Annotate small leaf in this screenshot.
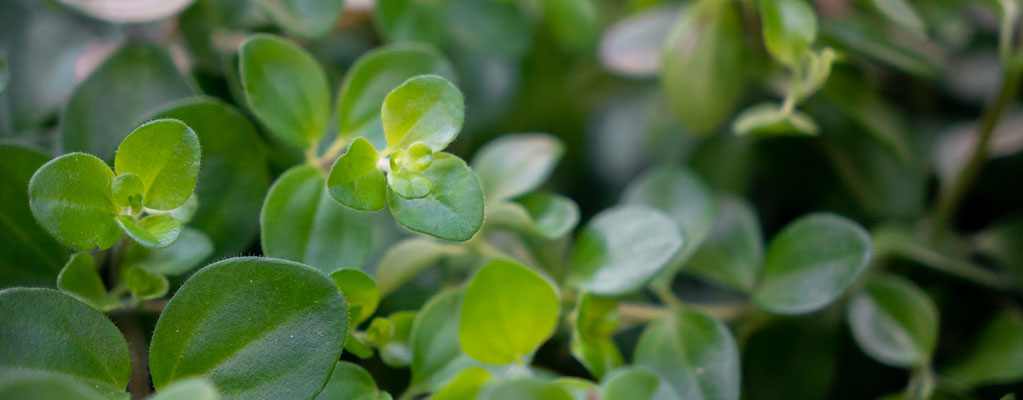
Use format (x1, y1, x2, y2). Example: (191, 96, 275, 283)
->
(149, 257, 349, 400)
(382, 75, 465, 152)
(459, 260, 559, 365)
(59, 0, 197, 23)
(377, 311, 416, 368)
(29, 153, 122, 251)
(0, 371, 126, 400)
(0, 288, 130, 393)
(403, 142, 434, 173)
(570, 338, 623, 382)
(599, 5, 678, 78)
(388, 169, 433, 199)
(471, 133, 564, 203)
(732, 103, 819, 137)
(683, 196, 763, 292)
(149, 377, 219, 400)
(114, 119, 201, 210)
(570, 206, 683, 296)
(388, 153, 484, 241)
(240, 34, 330, 147)
(331, 268, 379, 325)
(123, 228, 213, 276)
(847, 275, 939, 368)
(253, 0, 344, 40)
(327, 137, 387, 211)
(601, 367, 678, 400)
(111, 173, 144, 212)
(753, 213, 872, 315)
(375, 238, 460, 296)
(432, 367, 492, 400)
(487, 192, 580, 239)
(315, 361, 386, 400)
(477, 378, 574, 400)
(116, 214, 182, 249)
(410, 289, 479, 394)
(570, 293, 622, 378)
(759, 0, 818, 67)
(944, 311, 1023, 386)
(57, 253, 116, 311)
(634, 308, 740, 400)
(124, 266, 169, 301)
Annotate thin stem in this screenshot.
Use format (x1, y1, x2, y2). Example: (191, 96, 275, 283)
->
(115, 312, 151, 399)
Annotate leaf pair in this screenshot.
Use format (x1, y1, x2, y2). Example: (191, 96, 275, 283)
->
(29, 119, 200, 251)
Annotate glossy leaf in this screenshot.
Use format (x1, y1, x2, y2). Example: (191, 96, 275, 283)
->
(388, 152, 484, 241)
(460, 260, 559, 365)
(124, 265, 170, 301)
(732, 103, 819, 137)
(0, 288, 130, 393)
(753, 213, 872, 315)
(472, 133, 564, 203)
(634, 308, 740, 400)
(28, 153, 122, 251)
(847, 275, 938, 368)
(944, 311, 1023, 386)
(331, 268, 379, 325)
(571, 206, 683, 296)
(487, 192, 580, 239)
(113, 119, 200, 210)
(111, 173, 144, 212)
(759, 0, 817, 67)
(315, 361, 386, 400)
(375, 238, 459, 296)
(387, 169, 433, 199)
(57, 253, 116, 311)
(239, 34, 330, 147)
(262, 165, 372, 273)
(149, 257, 349, 399)
(684, 196, 763, 292)
(116, 214, 182, 249)
(123, 228, 213, 276)
(433, 367, 492, 400)
(253, 0, 343, 39)
(382, 75, 464, 152)
(0, 144, 68, 287)
(327, 137, 387, 211)
(601, 366, 678, 400)
(150, 377, 219, 400)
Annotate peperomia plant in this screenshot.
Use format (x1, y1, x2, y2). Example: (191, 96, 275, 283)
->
(1, 0, 1022, 399)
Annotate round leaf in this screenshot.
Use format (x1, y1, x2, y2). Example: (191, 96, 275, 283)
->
(477, 378, 573, 400)
(331, 268, 379, 325)
(0, 288, 130, 392)
(150, 377, 219, 400)
(114, 119, 201, 210)
(149, 257, 349, 399)
(327, 137, 387, 211)
(487, 192, 580, 239)
(683, 196, 763, 292)
(315, 361, 385, 400)
(388, 152, 484, 241)
(759, 0, 818, 67)
(753, 213, 872, 315)
(570, 206, 683, 296)
(847, 275, 939, 368)
(253, 0, 344, 40)
(382, 75, 464, 152)
(459, 260, 559, 365)
(410, 289, 478, 394)
(57, 253, 116, 311)
(239, 34, 330, 147)
(601, 367, 679, 400)
(0, 371, 125, 400)
(124, 265, 170, 301)
(28, 153, 122, 251)
(471, 133, 564, 203)
(115, 214, 182, 249)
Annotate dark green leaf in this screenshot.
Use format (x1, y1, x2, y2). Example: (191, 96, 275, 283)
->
(327, 137, 387, 211)
(124, 265, 170, 301)
(123, 228, 213, 276)
(114, 119, 201, 210)
(409, 289, 479, 394)
(28, 153, 122, 251)
(315, 361, 386, 400)
(253, 0, 344, 39)
(540, 0, 600, 53)
(0, 371, 126, 400)
(388, 152, 484, 241)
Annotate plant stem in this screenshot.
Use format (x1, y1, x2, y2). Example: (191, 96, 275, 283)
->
(115, 312, 151, 399)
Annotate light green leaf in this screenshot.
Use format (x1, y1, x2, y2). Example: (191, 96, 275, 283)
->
(123, 228, 213, 276)
(114, 119, 201, 210)
(111, 173, 144, 212)
(571, 338, 622, 380)
(57, 253, 117, 311)
(253, 0, 344, 39)
(661, 0, 746, 134)
(261, 165, 372, 273)
(753, 213, 872, 315)
(61, 43, 192, 161)
(327, 137, 387, 211)
(487, 192, 580, 239)
(570, 206, 683, 296)
(553, 378, 599, 400)
(759, 0, 817, 67)
(732, 103, 819, 137)
(116, 214, 182, 249)
(149, 257, 349, 400)
(683, 196, 763, 292)
(944, 311, 1023, 386)
(571, 294, 622, 378)
(150, 377, 219, 400)
(28, 153, 122, 251)
(601, 366, 678, 400)
(382, 75, 464, 152)
(847, 275, 938, 368)
(124, 265, 169, 301)
(471, 133, 564, 203)
(315, 361, 386, 400)
(375, 238, 461, 296)
(410, 289, 479, 394)
(0, 288, 130, 393)
(331, 268, 379, 325)
(477, 378, 574, 400)
(388, 152, 484, 241)
(634, 308, 740, 400)
(459, 260, 559, 365)
(0, 371, 126, 400)
(336, 44, 455, 146)
(0, 144, 68, 287)
(388, 169, 433, 199)
(433, 367, 492, 400)
(377, 311, 416, 368)
(240, 34, 330, 147)
(540, 0, 600, 53)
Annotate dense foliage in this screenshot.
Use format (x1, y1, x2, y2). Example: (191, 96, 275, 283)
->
(0, 0, 1021, 399)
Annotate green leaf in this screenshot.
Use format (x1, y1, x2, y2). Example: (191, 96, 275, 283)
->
(331, 268, 379, 325)
(976, 214, 1023, 287)
(253, 0, 344, 39)
(124, 265, 170, 301)
(433, 367, 492, 400)
(61, 43, 192, 161)
(149, 257, 349, 399)
(261, 165, 372, 273)
(57, 253, 117, 311)
(732, 103, 819, 137)
(570, 206, 683, 296)
(867, 0, 925, 36)
(540, 0, 600, 53)
(471, 133, 565, 203)
(0, 371, 126, 400)
(377, 311, 417, 368)
(487, 192, 580, 239)
(0, 288, 130, 393)
(598, 5, 678, 78)
(759, 0, 817, 67)
(388, 169, 433, 199)
(150, 377, 219, 400)
(753, 213, 873, 315)
(315, 361, 386, 400)
(375, 0, 535, 58)
(661, 0, 746, 135)
(944, 311, 1023, 386)
(683, 196, 763, 292)
(623, 166, 718, 286)
(123, 228, 214, 276)
(388, 152, 484, 241)
(477, 378, 574, 400)
(335, 44, 455, 146)
(410, 289, 477, 394)
(113, 119, 201, 210)
(28, 153, 122, 251)
(116, 214, 182, 249)
(553, 378, 599, 400)
(382, 75, 464, 152)
(601, 367, 679, 400)
(570, 294, 622, 378)
(634, 308, 740, 400)
(375, 238, 460, 296)
(0, 56, 8, 94)
(460, 260, 559, 365)
(327, 137, 387, 211)
(239, 34, 330, 147)
(847, 275, 938, 368)
(111, 173, 144, 213)
(0, 144, 68, 287)
(151, 98, 271, 259)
